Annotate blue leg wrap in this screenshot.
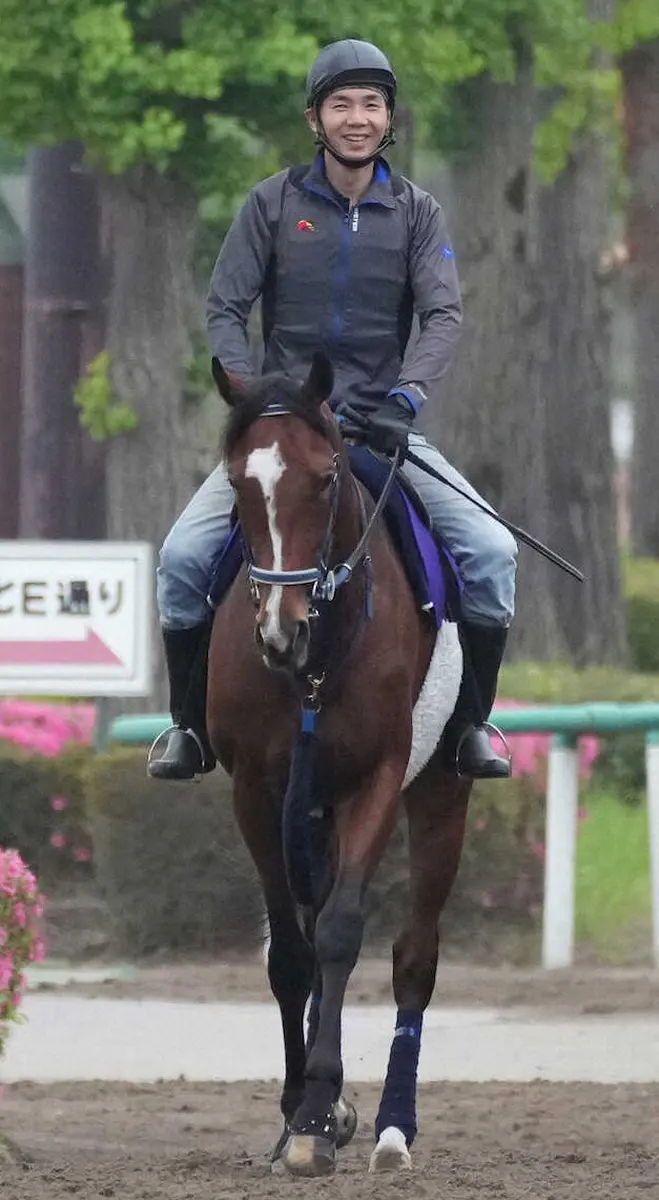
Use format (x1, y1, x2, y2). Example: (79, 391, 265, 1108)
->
(374, 1009, 423, 1147)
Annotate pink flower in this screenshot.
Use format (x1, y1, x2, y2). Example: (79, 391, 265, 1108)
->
(31, 937, 46, 964)
(0, 848, 47, 1038)
(49, 833, 66, 849)
(73, 847, 92, 863)
(0, 954, 14, 992)
(0, 700, 96, 757)
(49, 795, 68, 812)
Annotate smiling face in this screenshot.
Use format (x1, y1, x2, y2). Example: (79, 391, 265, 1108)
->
(307, 86, 390, 162)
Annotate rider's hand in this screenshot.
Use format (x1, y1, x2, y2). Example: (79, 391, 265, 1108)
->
(363, 408, 411, 458)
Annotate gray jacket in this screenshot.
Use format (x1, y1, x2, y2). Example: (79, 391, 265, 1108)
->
(206, 156, 462, 418)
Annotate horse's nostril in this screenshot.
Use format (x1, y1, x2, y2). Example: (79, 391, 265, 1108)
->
(293, 621, 309, 648)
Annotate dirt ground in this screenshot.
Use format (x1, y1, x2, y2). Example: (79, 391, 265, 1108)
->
(43, 954, 659, 1015)
(3, 960, 659, 1195)
(1, 1078, 659, 1199)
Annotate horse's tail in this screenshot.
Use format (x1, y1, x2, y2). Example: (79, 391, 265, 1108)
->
(282, 727, 331, 908)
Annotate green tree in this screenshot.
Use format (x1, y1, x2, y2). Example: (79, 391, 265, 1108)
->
(0, 0, 657, 688)
(418, 0, 657, 664)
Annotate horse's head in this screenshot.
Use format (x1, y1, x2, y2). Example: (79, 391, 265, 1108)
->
(213, 353, 343, 673)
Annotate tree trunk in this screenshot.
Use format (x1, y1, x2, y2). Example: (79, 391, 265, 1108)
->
(19, 143, 105, 540)
(621, 40, 659, 556)
(102, 167, 203, 709)
(436, 65, 567, 658)
(532, 134, 626, 665)
(440, 65, 625, 663)
(0, 263, 22, 539)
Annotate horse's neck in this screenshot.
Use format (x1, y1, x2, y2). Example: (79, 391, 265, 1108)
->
(334, 471, 368, 560)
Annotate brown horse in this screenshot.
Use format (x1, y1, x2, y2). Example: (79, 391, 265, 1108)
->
(208, 352, 472, 1176)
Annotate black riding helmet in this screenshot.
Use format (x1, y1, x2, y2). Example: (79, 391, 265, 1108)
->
(306, 39, 397, 170)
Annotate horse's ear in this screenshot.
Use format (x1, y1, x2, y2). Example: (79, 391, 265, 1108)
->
(211, 357, 244, 407)
(302, 352, 334, 408)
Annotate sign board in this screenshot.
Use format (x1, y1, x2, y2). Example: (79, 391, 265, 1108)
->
(0, 541, 153, 696)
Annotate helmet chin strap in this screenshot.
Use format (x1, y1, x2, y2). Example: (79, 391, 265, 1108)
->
(314, 123, 396, 170)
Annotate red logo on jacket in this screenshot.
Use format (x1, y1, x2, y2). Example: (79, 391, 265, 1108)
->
(297, 219, 315, 232)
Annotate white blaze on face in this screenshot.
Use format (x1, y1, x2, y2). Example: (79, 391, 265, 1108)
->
(245, 442, 288, 650)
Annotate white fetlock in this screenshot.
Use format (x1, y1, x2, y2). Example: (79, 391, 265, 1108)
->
(368, 1125, 412, 1173)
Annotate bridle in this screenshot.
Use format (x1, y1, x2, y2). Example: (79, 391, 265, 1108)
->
(238, 403, 402, 607)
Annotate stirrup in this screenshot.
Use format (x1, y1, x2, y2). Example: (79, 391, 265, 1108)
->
(455, 721, 512, 779)
(146, 724, 207, 781)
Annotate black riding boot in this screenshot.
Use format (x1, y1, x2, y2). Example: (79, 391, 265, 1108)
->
(442, 622, 511, 780)
(147, 624, 216, 781)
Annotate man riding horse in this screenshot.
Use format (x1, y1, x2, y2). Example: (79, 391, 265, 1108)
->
(149, 38, 518, 783)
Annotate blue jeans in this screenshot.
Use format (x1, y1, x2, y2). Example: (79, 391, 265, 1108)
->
(157, 432, 517, 631)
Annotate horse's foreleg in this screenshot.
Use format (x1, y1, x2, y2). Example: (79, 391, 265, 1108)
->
(231, 771, 314, 1162)
(282, 762, 403, 1178)
(267, 906, 315, 1121)
(370, 768, 471, 1173)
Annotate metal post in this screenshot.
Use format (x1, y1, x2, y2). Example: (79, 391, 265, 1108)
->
(542, 733, 579, 969)
(646, 730, 659, 968)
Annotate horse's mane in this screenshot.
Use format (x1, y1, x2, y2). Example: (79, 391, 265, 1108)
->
(222, 373, 334, 461)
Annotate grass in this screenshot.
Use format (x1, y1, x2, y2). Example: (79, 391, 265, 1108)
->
(575, 786, 652, 964)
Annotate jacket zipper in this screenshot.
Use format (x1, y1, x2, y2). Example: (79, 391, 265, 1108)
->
(302, 184, 385, 347)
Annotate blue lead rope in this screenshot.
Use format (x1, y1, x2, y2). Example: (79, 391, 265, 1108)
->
(301, 705, 319, 735)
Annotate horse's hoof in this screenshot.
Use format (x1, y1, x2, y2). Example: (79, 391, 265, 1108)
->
(368, 1126, 413, 1173)
(335, 1095, 358, 1149)
(282, 1133, 336, 1177)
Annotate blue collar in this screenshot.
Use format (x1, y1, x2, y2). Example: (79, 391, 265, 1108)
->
(304, 154, 395, 209)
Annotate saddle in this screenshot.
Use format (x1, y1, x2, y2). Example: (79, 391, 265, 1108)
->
(207, 446, 462, 627)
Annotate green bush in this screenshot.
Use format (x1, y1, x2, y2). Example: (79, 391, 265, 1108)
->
(365, 777, 545, 963)
(624, 556, 659, 675)
(0, 745, 93, 884)
(591, 731, 646, 807)
(85, 748, 546, 962)
(87, 749, 264, 955)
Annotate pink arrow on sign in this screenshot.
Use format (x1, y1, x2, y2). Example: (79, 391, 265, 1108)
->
(0, 628, 123, 667)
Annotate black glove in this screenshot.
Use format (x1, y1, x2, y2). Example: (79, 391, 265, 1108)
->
(336, 399, 411, 458)
(363, 409, 411, 458)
